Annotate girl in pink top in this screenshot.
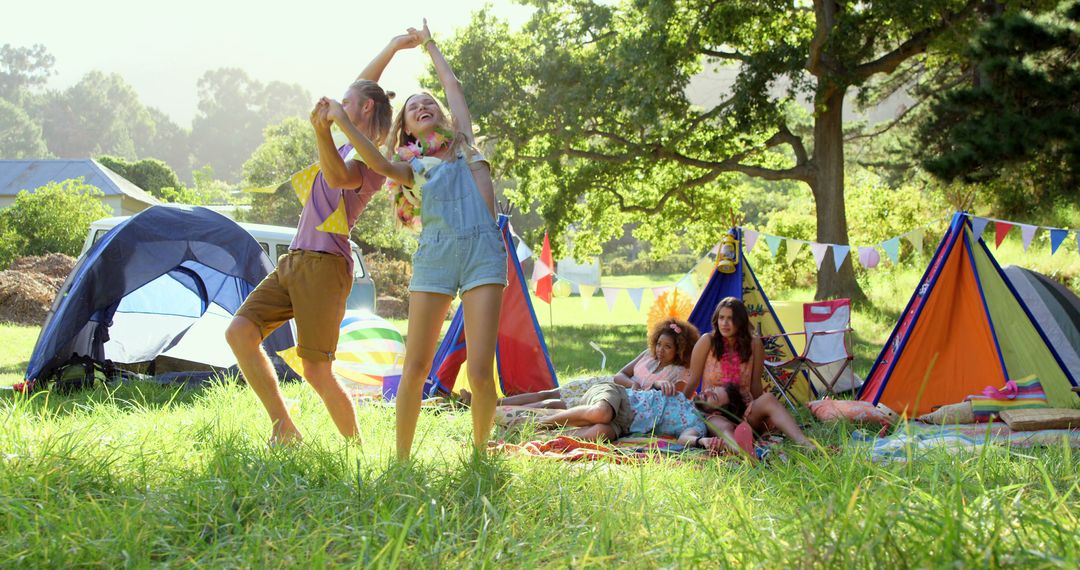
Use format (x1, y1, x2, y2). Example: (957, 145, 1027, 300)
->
(493, 318, 700, 409)
(685, 297, 811, 446)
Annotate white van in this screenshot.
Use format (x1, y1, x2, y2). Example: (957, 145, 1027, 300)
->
(82, 216, 377, 312)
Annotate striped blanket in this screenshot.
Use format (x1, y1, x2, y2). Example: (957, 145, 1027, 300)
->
(852, 422, 1080, 462)
(490, 435, 772, 463)
(967, 374, 1048, 421)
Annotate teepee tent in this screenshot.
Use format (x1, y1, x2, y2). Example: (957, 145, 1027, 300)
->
(688, 228, 815, 404)
(424, 214, 558, 398)
(859, 213, 1080, 416)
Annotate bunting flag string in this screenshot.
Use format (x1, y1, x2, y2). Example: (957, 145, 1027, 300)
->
(506, 212, 1077, 314)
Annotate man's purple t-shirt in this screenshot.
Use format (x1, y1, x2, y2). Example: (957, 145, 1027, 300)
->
(290, 143, 385, 274)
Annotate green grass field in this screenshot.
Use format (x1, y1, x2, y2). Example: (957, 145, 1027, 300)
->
(2, 258, 1079, 566)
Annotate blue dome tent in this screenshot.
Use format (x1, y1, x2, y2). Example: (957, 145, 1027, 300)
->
(24, 205, 294, 390)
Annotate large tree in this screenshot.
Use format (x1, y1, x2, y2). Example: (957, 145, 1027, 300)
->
(190, 69, 310, 182)
(36, 71, 154, 159)
(0, 43, 54, 105)
(439, 0, 1052, 299)
(0, 98, 49, 158)
(919, 0, 1080, 214)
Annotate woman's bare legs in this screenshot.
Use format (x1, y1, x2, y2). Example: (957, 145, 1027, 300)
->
(396, 292, 453, 460)
(745, 393, 811, 445)
(498, 389, 563, 406)
(537, 402, 614, 428)
(461, 284, 503, 452)
(704, 414, 756, 457)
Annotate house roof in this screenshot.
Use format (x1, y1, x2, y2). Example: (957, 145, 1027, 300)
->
(0, 159, 160, 205)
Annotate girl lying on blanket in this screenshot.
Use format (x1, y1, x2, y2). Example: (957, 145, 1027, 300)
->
(467, 318, 700, 408)
(684, 296, 811, 447)
(521, 382, 754, 456)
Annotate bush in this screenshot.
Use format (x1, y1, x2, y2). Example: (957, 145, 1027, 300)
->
(0, 178, 112, 267)
(605, 253, 700, 276)
(364, 251, 412, 301)
(745, 170, 948, 296)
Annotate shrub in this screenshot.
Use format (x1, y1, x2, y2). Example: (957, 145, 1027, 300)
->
(0, 178, 112, 267)
(364, 251, 412, 301)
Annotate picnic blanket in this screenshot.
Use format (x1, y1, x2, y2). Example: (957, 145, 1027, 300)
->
(490, 435, 710, 463)
(851, 421, 1080, 462)
(491, 434, 780, 463)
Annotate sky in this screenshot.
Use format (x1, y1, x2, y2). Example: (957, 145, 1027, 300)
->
(1, 0, 535, 126)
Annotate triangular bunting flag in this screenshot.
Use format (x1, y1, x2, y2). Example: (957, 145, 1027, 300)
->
(578, 284, 596, 309)
(764, 234, 782, 258)
(602, 287, 620, 312)
(970, 216, 990, 240)
(994, 221, 1013, 249)
(743, 229, 760, 252)
(651, 286, 671, 300)
(693, 258, 714, 286)
(533, 233, 553, 303)
(627, 288, 644, 312)
(858, 246, 880, 269)
(905, 228, 925, 253)
(315, 202, 350, 236)
(290, 163, 321, 206)
(809, 243, 829, 270)
(785, 240, 804, 265)
(1020, 224, 1037, 252)
(515, 239, 533, 262)
(832, 245, 850, 272)
(675, 273, 697, 297)
(882, 238, 901, 264)
(1050, 228, 1067, 254)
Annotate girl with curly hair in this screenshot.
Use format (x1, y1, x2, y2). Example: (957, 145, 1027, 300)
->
(491, 318, 700, 409)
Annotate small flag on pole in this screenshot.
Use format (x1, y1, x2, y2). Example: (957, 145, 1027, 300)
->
(533, 232, 553, 303)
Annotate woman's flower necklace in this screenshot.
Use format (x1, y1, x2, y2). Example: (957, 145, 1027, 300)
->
(388, 126, 454, 230)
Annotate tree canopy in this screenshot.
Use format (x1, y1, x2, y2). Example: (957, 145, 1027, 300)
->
(438, 0, 1054, 299)
(919, 0, 1080, 213)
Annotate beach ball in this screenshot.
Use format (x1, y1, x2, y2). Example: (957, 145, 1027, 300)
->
(279, 310, 405, 396)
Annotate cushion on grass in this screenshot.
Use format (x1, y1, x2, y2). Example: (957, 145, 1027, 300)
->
(808, 399, 894, 426)
(999, 408, 1080, 431)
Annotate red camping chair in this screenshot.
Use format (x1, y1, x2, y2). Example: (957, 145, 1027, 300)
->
(764, 299, 856, 407)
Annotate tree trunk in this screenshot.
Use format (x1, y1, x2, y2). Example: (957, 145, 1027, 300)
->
(811, 85, 867, 302)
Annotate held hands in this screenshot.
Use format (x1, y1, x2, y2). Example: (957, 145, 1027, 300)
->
(407, 18, 433, 46)
(320, 97, 350, 126)
(309, 99, 331, 130)
(389, 32, 421, 51)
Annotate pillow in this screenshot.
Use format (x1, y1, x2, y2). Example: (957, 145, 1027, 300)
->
(808, 399, 894, 426)
(966, 375, 1048, 422)
(999, 408, 1080, 431)
(916, 401, 975, 424)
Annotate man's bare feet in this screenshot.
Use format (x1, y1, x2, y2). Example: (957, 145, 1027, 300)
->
(269, 421, 303, 446)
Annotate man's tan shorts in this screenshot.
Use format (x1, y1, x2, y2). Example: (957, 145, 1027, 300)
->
(235, 250, 352, 362)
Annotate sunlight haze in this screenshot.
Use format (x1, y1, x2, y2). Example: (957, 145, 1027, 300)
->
(2, 0, 534, 125)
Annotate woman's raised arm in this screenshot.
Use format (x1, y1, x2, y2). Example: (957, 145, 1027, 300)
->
(411, 20, 476, 145)
(356, 34, 420, 82)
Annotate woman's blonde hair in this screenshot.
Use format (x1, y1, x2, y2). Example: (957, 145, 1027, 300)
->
(388, 91, 475, 160)
(348, 79, 393, 146)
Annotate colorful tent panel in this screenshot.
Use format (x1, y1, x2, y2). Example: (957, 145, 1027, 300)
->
(859, 213, 1080, 416)
(426, 214, 558, 398)
(1004, 266, 1080, 379)
(688, 229, 814, 404)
